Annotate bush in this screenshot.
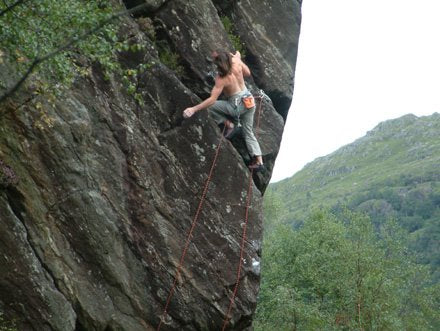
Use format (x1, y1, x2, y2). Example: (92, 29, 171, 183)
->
(0, 312, 16, 331)
(220, 16, 246, 56)
(0, 1, 120, 86)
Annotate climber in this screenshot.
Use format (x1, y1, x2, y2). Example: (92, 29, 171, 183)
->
(182, 50, 264, 171)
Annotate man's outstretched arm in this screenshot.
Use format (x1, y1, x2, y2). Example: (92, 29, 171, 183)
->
(183, 77, 224, 118)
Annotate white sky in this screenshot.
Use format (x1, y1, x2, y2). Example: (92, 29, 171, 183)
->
(271, 0, 440, 182)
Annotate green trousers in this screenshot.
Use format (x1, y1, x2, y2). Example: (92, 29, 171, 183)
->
(208, 89, 262, 157)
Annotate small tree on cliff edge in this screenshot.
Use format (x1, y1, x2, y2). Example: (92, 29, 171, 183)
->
(0, 1, 149, 106)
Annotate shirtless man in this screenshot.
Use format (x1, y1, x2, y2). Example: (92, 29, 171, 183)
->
(183, 50, 264, 170)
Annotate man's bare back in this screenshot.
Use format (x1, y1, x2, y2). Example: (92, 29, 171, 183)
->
(220, 52, 250, 96)
(182, 51, 251, 118)
(182, 49, 263, 168)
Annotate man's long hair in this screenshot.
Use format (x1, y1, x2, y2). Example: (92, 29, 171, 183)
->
(214, 51, 232, 77)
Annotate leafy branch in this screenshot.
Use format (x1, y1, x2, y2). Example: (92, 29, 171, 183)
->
(0, 0, 26, 18)
(0, 2, 149, 107)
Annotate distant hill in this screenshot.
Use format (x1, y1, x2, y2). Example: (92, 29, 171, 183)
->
(267, 113, 440, 279)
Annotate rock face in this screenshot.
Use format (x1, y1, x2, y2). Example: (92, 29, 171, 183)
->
(0, 1, 301, 330)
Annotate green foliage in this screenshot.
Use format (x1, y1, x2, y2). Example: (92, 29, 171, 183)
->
(269, 114, 440, 280)
(0, 312, 16, 331)
(220, 16, 246, 56)
(255, 209, 440, 330)
(0, 1, 149, 105)
(121, 62, 151, 106)
(262, 188, 286, 234)
(155, 40, 185, 78)
(0, 0, 118, 85)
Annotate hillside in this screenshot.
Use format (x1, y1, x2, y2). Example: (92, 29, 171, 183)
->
(267, 113, 440, 278)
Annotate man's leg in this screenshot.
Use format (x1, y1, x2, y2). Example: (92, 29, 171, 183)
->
(240, 107, 263, 164)
(208, 100, 236, 124)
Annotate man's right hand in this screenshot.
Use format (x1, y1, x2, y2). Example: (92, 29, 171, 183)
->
(183, 107, 196, 118)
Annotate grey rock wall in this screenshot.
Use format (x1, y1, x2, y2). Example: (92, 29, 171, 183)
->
(0, 0, 301, 329)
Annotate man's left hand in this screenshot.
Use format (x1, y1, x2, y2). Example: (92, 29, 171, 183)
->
(231, 51, 241, 59)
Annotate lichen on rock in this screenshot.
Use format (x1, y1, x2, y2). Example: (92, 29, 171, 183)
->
(0, 159, 18, 188)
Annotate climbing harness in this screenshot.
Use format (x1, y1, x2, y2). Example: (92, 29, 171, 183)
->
(157, 91, 267, 330)
(231, 90, 259, 131)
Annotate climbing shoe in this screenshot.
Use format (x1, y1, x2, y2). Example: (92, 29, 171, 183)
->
(248, 163, 265, 172)
(225, 126, 241, 140)
(223, 121, 241, 140)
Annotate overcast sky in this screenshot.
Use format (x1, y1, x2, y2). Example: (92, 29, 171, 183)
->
(271, 0, 440, 182)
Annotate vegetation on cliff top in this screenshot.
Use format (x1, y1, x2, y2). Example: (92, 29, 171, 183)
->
(0, 0, 119, 87)
(220, 16, 246, 56)
(0, 0, 151, 105)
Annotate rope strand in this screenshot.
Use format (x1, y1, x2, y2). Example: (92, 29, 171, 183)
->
(222, 96, 264, 330)
(158, 93, 266, 330)
(157, 126, 226, 330)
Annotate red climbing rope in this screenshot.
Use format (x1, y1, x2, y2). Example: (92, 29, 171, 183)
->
(222, 95, 264, 330)
(158, 93, 266, 330)
(157, 126, 226, 331)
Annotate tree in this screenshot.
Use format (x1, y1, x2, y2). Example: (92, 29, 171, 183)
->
(0, 0, 149, 106)
(255, 209, 440, 330)
(262, 189, 285, 233)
